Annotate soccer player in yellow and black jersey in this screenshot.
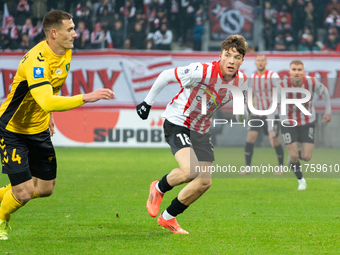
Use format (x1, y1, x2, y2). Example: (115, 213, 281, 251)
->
(0, 10, 114, 240)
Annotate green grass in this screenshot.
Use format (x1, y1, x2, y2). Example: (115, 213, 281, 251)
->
(1, 147, 340, 254)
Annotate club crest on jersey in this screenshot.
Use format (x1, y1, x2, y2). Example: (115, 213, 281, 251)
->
(65, 63, 70, 72)
(33, 67, 44, 79)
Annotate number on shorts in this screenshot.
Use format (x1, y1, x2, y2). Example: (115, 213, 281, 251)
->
(282, 133, 292, 144)
(176, 133, 191, 145)
(12, 148, 22, 164)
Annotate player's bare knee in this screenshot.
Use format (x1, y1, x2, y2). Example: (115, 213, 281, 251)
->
(289, 154, 299, 163)
(197, 179, 211, 193)
(302, 154, 312, 162)
(16, 191, 34, 204)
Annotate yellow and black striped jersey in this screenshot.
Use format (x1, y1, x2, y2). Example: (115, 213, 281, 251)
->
(0, 40, 84, 135)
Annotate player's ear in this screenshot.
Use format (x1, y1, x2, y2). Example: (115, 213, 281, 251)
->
(50, 28, 58, 39)
(219, 52, 222, 60)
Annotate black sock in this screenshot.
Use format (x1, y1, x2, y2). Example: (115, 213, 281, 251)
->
(166, 197, 188, 217)
(158, 174, 173, 193)
(298, 150, 302, 160)
(290, 161, 302, 179)
(245, 142, 254, 166)
(275, 145, 284, 166)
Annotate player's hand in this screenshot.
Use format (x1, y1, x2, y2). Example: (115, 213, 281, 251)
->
(268, 130, 276, 147)
(136, 101, 151, 120)
(83, 88, 114, 103)
(322, 113, 331, 126)
(49, 113, 56, 137)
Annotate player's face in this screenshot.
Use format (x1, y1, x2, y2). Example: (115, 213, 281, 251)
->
(289, 64, 305, 86)
(219, 48, 244, 79)
(55, 19, 77, 50)
(255, 56, 267, 72)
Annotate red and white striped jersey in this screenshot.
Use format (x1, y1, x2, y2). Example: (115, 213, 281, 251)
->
(249, 70, 280, 116)
(162, 61, 248, 134)
(279, 76, 325, 126)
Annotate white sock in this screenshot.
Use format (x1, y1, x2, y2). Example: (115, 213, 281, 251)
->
(162, 210, 175, 220)
(155, 182, 164, 194)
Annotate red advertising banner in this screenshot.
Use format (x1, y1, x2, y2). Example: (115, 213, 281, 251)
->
(209, 0, 255, 41)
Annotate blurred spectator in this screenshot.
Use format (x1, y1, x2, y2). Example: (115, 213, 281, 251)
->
(304, 2, 319, 38)
(263, 21, 275, 50)
(275, 15, 294, 51)
(324, 0, 340, 21)
(75, 20, 90, 49)
(109, 19, 125, 49)
(135, 9, 146, 32)
(1, 16, 19, 50)
(178, 0, 197, 44)
(75, 0, 93, 31)
(153, 22, 173, 50)
(31, 0, 47, 26)
(277, 4, 292, 24)
(91, 22, 106, 49)
(21, 18, 36, 49)
(298, 34, 320, 51)
(147, 0, 165, 24)
(193, 17, 204, 51)
(15, 0, 31, 28)
(263, 1, 277, 26)
(168, 0, 180, 39)
(33, 22, 45, 44)
(120, 0, 136, 32)
(126, 21, 146, 49)
(97, 0, 115, 17)
(322, 30, 340, 51)
(97, 6, 115, 32)
(300, 26, 312, 43)
(291, 0, 306, 46)
(325, 8, 340, 33)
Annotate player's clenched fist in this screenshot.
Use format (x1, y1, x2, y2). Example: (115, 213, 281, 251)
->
(136, 101, 151, 120)
(82, 88, 114, 103)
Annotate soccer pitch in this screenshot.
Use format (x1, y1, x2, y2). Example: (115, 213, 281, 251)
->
(1, 147, 339, 254)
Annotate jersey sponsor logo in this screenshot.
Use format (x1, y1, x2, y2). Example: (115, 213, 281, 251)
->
(56, 68, 62, 75)
(37, 52, 44, 62)
(65, 63, 70, 72)
(33, 67, 44, 79)
(180, 68, 190, 75)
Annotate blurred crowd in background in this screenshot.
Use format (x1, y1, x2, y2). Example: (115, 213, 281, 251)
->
(0, 0, 340, 52)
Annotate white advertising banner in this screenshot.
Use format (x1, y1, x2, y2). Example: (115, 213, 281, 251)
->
(0, 50, 339, 147)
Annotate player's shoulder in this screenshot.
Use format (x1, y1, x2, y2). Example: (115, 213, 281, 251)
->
(177, 62, 203, 77)
(237, 69, 248, 80)
(21, 41, 49, 66)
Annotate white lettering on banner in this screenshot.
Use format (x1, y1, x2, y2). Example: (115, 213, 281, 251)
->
(201, 86, 312, 116)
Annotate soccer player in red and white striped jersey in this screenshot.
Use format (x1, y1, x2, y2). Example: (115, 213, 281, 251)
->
(268, 60, 332, 190)
(136, 35, 249, 234)
(242, 55, 285, 175)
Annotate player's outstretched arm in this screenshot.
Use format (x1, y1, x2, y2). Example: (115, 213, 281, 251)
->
(136, 68, 176, 120)
(82, 88, 114, 103)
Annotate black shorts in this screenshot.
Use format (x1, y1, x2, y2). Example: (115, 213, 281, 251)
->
(0, 126, 57, 181)
(163, 120, 215, 162)
(281, 122, 315, 145)
(248, 115, 280, 136)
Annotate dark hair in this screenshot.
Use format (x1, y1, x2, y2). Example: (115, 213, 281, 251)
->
(42, 10, 73, 36)
(221, 34, 248, 57)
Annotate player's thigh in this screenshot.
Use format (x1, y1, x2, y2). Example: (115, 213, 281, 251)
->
(247, 116, 266, 139)
(27, 130, 57, 182)
(300, 143, 314, 161)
